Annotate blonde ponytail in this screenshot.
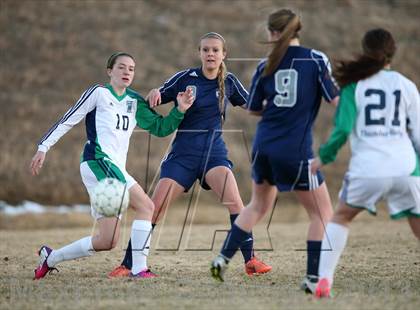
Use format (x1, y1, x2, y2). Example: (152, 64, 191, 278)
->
(217, 60, 227, 121)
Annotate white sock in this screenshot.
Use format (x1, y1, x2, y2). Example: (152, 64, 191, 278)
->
(131, 220, 152, 275)
(319, 222, 349, 285)
(47, 236, 94, 267)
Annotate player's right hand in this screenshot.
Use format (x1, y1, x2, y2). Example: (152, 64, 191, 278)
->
(30, 151, 46, 176)
(146, 88, 162, 108)
(176, 87, 195, 113)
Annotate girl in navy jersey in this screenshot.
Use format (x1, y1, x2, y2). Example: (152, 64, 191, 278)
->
(109, 33, 272, 278)
(311, 29, 420, 298)
(31, 52, 194, 280)
(211, 9, 339, 291)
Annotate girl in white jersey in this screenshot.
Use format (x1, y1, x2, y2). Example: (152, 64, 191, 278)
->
(31, 52, 194, 279)
(310, 29, 420, 298)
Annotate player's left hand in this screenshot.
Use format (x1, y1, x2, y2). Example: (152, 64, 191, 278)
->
(30, 151, 46, 176)
(310, 157, 323, 175)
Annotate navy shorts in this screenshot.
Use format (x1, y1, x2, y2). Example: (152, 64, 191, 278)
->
(252, 152, 324, 192)
(160, 152, 233, 192)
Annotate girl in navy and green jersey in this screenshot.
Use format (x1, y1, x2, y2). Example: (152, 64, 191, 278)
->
(108, 33, 272, 278)
(311, 29, 420, 298)
(210, 9, 339, 291)
(31, 52, 194, 280)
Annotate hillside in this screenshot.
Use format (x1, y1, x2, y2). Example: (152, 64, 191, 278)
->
(1, 0, 419, 204)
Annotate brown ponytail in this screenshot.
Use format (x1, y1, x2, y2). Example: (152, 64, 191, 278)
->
(333, 28, 396, 87)
(263, 9, 302, 77)
(200, 32, 228, 121)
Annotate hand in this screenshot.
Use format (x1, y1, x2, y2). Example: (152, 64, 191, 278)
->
(176, 87, 195, 113)
(30, 151, 46, 176)
(310, 157, 323, 175)
(146, 88, 162, 108)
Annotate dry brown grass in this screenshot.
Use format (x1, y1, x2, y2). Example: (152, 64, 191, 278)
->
(0, 207, 419, 310)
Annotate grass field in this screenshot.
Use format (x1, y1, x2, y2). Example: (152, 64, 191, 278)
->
(1, 207, 419, 310)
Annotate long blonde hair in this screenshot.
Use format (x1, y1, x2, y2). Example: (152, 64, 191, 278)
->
(263, 9, 302, 77)
(199, 32, 227, 121)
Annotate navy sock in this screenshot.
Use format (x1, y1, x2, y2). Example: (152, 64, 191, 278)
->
(230, 214, 253, 263)
(121, 239, 132, 269)
(220, 224, 250, 261)
(121, 223, 156, 269)
(307, 240, 322, 276)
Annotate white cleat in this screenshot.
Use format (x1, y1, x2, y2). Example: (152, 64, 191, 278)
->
(210, 255, 228, 282)
(300, 275, 319, 294)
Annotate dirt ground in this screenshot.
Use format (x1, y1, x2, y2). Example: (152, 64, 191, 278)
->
(0, 206, 419, 310)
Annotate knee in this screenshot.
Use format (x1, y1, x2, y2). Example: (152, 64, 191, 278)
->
(94, 237, 119, 251)
(308, 205, 333, 222)
(131, 196, 155, 214)
(259, 201, 272, 214)
(143, 198, 155, 214)
(332, 209, 354, 226)
(248, 199, 271, 215)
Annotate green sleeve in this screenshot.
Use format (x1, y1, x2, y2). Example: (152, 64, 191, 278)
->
(135, 97, 185, 137)
(319, 83, 357, 165)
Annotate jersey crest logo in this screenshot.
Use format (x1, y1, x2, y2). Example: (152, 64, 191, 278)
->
(186, 85, 197, 98)
(126, 101, 134, 113)
(189, 71, 198, 77)
(216, 90, 219, 98)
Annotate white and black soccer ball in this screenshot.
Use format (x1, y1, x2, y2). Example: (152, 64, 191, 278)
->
(91, 178, 129, 217)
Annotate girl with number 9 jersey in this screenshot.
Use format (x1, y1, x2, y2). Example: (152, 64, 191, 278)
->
(211, 9, 339, 291)
(247, 9, 339, 291)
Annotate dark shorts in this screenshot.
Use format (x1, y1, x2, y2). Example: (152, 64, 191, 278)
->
(252, 152, 324, 192)
(160, 152, 233, 192)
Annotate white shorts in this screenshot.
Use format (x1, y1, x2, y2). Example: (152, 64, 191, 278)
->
(339, 175, 420, 219)
(80, 159, 137, 220)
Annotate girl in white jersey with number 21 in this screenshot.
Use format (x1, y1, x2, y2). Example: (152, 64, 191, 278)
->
(30, 52, 194, 280)
(311, 29, 420, 298)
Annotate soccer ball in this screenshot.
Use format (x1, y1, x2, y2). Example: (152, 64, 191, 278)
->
(91, 178, 129, 217)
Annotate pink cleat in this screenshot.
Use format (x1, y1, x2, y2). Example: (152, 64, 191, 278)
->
(130, 268, 157, 278)
(315, 278, 331, 298)
(33, 246, 58, 280)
